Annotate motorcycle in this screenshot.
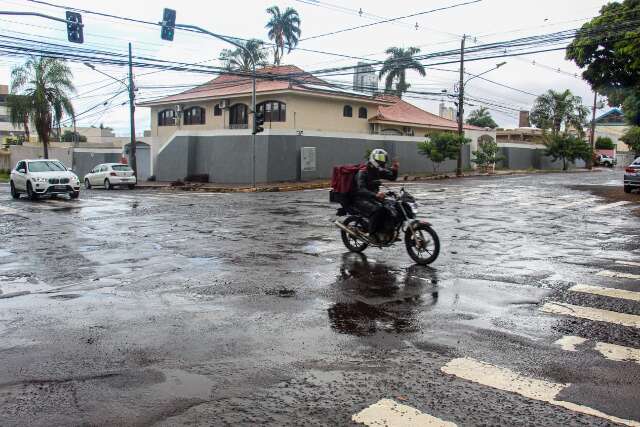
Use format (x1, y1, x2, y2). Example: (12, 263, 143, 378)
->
(333, 186, 440, 265)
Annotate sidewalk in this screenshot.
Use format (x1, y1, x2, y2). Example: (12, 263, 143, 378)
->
(136, 168, 602, 193)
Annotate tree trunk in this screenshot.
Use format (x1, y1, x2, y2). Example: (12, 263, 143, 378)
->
(43, 138, 49, 159)
(562, 157, 567, 171)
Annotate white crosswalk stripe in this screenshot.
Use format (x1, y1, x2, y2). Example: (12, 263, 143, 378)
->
(597, 270, 640, 280)
(441, 357, 640, 426)
(569, 284, 640, 302)
(554, 335, 640, 364)
(590, 201, 632, 212)
(541, 302, 640, 329)
(353, 399, 456, 427)
(616, 260, 640, 267)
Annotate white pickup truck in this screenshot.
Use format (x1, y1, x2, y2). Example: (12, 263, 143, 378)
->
(595, 154, 617, 167)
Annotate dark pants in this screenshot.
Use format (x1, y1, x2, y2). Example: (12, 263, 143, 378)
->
(353, 199, 389, 234)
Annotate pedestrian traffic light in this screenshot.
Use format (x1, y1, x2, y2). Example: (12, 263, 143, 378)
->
(253, 110, 265, 135)
(161, 8, 176, 41)
(66, 11, 83, 44)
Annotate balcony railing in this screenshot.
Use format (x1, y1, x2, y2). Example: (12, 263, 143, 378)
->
(229, 123, 248, 129)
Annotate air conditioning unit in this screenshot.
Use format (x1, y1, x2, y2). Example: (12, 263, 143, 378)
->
(219, 99, 230, 109)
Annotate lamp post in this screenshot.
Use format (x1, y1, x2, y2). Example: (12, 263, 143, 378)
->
(456, 61, 507, 176)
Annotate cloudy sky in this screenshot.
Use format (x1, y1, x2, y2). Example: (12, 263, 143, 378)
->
(0, 0, 612, 135)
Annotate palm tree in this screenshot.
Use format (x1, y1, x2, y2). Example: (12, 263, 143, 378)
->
(220, 39, 269, 72)
(530, 89, 589, 137)
(6, 94, 31, 142)
(379, 47, 426, 98)
(265, 6, 301, 66)
(466, 107, 498, 128)
(10, 56, 75, 158)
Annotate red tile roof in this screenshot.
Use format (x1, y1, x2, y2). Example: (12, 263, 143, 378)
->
(370, 95, 482, 130)
(140, 65, 374, 105)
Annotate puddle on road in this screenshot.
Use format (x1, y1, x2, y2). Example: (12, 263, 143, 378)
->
(0, 274, 52, 295)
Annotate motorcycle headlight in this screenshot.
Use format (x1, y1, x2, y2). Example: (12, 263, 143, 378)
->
(408, 202, 419, 214)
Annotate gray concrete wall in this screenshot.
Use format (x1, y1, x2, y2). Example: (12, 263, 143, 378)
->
(497, 146, 586, 170)
(10, 145, 73, 169)
(72, 152, 122, 180)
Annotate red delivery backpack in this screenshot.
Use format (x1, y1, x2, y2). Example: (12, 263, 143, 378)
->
(330, 163, 366, 205)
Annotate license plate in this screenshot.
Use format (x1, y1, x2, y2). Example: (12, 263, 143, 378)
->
(54, 185, 66, 190)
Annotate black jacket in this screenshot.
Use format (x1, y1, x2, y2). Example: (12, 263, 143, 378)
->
(353, 163, 398, 201)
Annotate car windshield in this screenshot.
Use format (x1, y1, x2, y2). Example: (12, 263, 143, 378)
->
(111, 165, 132, 171)
(28, 161, 67, 172)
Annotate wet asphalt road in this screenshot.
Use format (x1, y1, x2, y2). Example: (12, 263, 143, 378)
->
(1, 169, 639, 426)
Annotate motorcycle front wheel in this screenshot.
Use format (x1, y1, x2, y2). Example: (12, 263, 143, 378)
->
(405, 223, 440, 265)
(340, 216, 369, 253)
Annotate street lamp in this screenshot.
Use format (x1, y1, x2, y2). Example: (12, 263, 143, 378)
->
(456, 61, 507, 176)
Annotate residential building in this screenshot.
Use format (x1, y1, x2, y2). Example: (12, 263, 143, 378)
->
(353, 62, 378, 93)
(139, 65, 494, 183)
(496, 127, 545, 145)
(0, 84, 27, 142)
(593, 108, 630, 153)
(61, 125, 130, 145)
(438, 102, 456, 121)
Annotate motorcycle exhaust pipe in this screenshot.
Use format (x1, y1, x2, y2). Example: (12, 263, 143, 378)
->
(335, 220, 368, 241)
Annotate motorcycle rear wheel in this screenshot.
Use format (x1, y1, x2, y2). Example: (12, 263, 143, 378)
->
(340, 216, 369, 253)
(405, 223, 440, 265)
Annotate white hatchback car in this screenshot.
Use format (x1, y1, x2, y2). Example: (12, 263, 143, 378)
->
(84, 163, 136, 190)
(10, 159, 81, 200)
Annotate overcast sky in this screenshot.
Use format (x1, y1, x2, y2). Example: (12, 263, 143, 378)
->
(0, 0, 612, 135)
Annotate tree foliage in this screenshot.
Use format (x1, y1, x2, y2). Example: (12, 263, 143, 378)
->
(566, 0, 640, 126)
(379, 47, 426, 98)
(265, 6, 301, 66)
(472, 135, 503, 168)
(544, 133, 593, 171)
(61, 130, 87, 143)
(417, 132, 469, 173)
(595, 136, 615, 150)
(10, 56, 75, 158)
(530, 89, 589, 136)
(621, 126, 640, 155)
(6, 94, 31, 141)
(466, 107, 498, 129)
(220, 39, 269, 71)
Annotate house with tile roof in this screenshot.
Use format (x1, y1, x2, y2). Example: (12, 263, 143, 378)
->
(138, 65, 495, 183)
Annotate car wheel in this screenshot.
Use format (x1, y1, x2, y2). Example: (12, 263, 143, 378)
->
(26, 181, 38, 200)
(10, 181, 20, 199)
(70, 190, 80, 199)
(128, 184, 135, 190)
(624, 185, 632, 193)
(104, 179, 112, 190)
(84, 178, 91, 189)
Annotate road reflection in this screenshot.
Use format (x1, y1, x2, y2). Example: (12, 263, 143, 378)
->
(327, 253, 439, 336)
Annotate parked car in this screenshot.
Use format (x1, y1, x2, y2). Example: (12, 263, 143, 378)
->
(624, 157, 640, 193)
(595, 154, 617, 167)
(10, 159, 80, 200)
(84, 163, 136, 190)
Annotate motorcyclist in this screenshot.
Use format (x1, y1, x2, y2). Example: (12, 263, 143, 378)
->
(352, 149, 399, 240)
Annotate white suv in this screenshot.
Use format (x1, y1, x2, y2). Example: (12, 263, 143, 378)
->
(10, 159, 81, 200)
(84, 163, 136, 190)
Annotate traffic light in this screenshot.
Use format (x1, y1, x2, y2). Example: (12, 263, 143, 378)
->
(253, 110, 265, 135)
(161, 8, 176, 41)
(66, 11, 83, 44)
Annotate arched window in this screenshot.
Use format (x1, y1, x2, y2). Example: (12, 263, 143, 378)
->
(229, 103, 248, 128)
(158, 109, 175, 126)
(358, 107, 368, 119)
(257, 100, 286, 122)
(343, 105, 353, 117)
(183, 106, 206, 125)
(213, 104, 222, 116)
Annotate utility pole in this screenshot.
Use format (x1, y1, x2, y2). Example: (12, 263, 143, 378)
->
(588, 90, 597, 171)
(128, 42, 137, 177)
(456, 35, 466, 177)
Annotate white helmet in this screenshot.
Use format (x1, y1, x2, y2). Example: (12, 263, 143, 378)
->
(369, 148, 388, 168)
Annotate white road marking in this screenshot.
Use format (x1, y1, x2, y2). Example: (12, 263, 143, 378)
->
(570, 284, 640, 302)
(554, 336, 640, 365)
(594, 341, 640, 364)
(557, 198, 597, 209)
(441, 357, 640, 427)
(352, 399, 456, 427)
(0, 205, 21, 215)
(541, 302, 640, 329)
(554, 335, 587, 351)
(590, 201, 632, 212)
(597, 270, 640, 280)
(616, 260, 640, 267)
